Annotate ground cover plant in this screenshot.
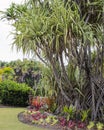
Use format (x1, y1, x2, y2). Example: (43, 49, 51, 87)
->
(20, 98, 104, 130)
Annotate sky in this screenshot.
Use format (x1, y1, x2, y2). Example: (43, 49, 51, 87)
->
(0, 0, 33, 62)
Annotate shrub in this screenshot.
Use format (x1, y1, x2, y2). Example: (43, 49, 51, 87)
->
(0, 80, 34, 106)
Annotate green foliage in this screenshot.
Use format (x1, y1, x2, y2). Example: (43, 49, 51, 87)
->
(63, 105, 76, 120)
(1, 0, 104, 121)
(87, 121, 95, 129)
(36, 66, 57, 97)
(0, 59, 43, 88)
(9, 59, 43, 73)
(0, 61, 8, 67)
(49, 103, 57, 113)
(80, 109, 90, 122)
(87, 121, 104, 130)
(0, 67, 14, 81)
(63, 105, 90, 122)
(2, 67, 14, 80)
(96, 122, 104, 130)
(0, 80, 34, 106)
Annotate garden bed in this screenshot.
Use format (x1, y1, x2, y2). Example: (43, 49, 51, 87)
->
(17, 96, 104, 130)
(18, 111, 62, 130)
(18, 109, 104, 130)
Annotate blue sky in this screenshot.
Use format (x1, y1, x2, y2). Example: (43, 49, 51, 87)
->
(0, 0, 33, 62)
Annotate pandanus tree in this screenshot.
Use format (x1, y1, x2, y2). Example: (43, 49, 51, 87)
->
(1, 0, 104, 121)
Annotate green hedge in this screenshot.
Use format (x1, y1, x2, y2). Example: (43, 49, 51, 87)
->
(0, 80, 34, 106)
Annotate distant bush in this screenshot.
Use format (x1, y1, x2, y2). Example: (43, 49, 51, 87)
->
(0, 80, 34, 106)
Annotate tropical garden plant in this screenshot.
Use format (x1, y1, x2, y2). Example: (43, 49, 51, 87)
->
(0, 59, 43, 88)
(0, 80, 34, 106)
(1, 0, 104, 122)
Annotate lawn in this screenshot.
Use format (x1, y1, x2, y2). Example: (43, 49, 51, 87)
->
(0, 108, 47, 130)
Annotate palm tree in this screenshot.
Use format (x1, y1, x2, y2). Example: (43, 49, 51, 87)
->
(1, 0, 104, 121)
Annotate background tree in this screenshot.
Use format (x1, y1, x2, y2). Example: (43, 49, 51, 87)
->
(1, 0, 104, 121)
(0, 59, 43, 88)
(2, 67, 14, 80)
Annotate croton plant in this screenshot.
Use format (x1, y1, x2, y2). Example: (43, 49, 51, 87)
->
(26, 96, 104, 130)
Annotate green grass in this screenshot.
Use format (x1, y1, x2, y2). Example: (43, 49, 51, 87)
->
(0, 108, 47, 130)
